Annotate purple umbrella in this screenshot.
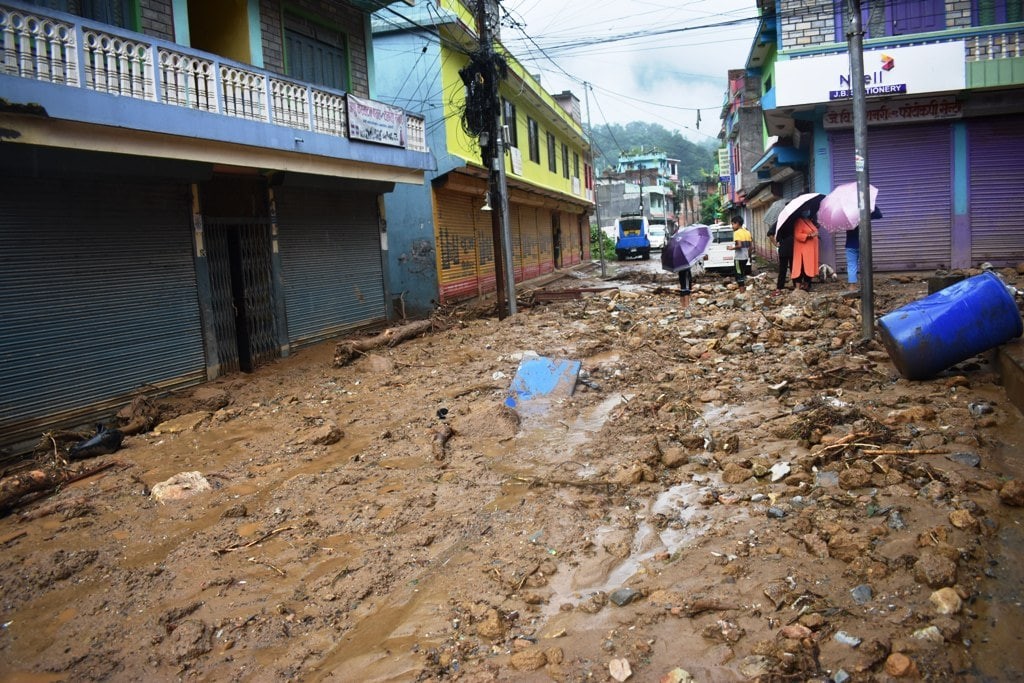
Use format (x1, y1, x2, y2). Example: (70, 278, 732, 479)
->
(661, 224, 711, 273)
(818, 182, 879, 233)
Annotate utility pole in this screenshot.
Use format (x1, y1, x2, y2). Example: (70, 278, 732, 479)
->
(475, 0, 516, 318)
(846, 0, 874, 340)
(583, 82, 606, 277)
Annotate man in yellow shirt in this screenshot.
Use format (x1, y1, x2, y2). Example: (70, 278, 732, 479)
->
(729, 215, 753, 292)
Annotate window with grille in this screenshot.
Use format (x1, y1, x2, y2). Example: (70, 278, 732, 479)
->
(284, 11, 349, 92)
(527, 117, 539, 163)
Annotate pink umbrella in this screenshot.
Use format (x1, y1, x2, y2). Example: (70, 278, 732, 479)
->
(818, 182, 879, 233)
(774, 193, 824, 241)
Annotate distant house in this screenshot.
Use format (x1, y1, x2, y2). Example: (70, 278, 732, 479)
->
(372, 0, 594, 316)
(0, 0, 432, 452)
(731, 0, 1024, 272)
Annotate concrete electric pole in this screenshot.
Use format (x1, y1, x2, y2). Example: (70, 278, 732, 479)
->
(846, 0, 875, 340)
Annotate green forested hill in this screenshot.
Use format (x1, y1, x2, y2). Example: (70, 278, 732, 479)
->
(585, 121, 718, 181)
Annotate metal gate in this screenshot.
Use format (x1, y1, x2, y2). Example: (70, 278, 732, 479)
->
(968, 114, 1024, 267)
(0, 176, 205, 449)
(204, 219, 277, 373)
(830, 123, 952, 271)
(275, 188, 386, 346)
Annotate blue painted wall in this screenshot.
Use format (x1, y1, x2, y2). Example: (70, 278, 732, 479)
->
(373, 26, 461, 317)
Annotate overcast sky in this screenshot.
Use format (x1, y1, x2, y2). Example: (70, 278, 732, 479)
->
(499, 0, 760, 144)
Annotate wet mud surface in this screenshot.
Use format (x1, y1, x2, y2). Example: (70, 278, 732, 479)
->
(1, 261, 1023, 682)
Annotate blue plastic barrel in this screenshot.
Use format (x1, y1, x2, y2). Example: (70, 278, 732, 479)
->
(878, 271, 1022, 380)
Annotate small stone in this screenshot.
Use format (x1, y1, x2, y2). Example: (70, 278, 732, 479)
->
(914, 551, 957, 588)
(949, 509, 979, 532)
(767, 506, 786, 519)
(838, 468, 871, 490)
(911, 625, 944, 643)
(770, 461, 791, 482)
(151, 471, 212, 503)
(885, 652, 918, 677)
(834, 631, 861, 647)
(929, 587, 962, 615)
(721, 463, 753, 484)
(610, 587, 639, 607)
(999, 479, 1024, 507)
(608, 657, 632, 681)
(887, 510, 908, 530)
(833, 670, 851, 683)
(947, 452, 981, 468)
(850, 584, 873, 605)
(476, 608, 505, 640)
(510, 649, 547, 671)
(780, 624, 812, 639)
(815, 470, 839, 488)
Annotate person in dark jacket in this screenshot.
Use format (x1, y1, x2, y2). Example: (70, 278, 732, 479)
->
(767, 221, 793, 295)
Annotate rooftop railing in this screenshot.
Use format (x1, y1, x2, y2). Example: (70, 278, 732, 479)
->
(0, 3, 427, 152)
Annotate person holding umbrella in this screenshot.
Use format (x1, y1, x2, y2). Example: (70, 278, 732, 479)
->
(773, 193, 825, 293)
(790, 210, 819, 291)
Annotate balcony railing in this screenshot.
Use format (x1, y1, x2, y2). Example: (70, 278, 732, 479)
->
(0, 3, 427, 152)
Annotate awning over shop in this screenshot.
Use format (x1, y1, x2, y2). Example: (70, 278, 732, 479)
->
(752, 145, 807, 174)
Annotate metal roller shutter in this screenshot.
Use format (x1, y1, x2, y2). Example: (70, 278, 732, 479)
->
(537, 208, 555, 275)
(968, 114, 1024, 267)
(0, 177, 204, 447)
(508, 204, 525, 282)
(476, 206, 497, 297)
(275, 188, 385, 346)
(435, 189, 481, 303)
(830, 124, 952, 271)
(519, 205, 542, 280)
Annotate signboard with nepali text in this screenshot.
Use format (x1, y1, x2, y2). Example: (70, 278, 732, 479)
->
(347, 94, 406, 147)
(823, 97, 964, 129)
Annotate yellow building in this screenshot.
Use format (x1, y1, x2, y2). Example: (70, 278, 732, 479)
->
(373, 0, 594, 312)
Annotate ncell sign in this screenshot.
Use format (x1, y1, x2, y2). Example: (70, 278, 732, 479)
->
(774, 42, 965, 107)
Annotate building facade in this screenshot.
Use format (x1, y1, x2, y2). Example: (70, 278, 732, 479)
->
(740, 0, 1024, 271)
(0, 0, 432, 452)
(371, 0, 593, 316)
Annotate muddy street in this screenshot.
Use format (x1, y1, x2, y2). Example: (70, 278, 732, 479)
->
(2, 261, 1024, 682)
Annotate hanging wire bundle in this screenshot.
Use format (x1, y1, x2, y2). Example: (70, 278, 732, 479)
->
(458, 47, 508, 147)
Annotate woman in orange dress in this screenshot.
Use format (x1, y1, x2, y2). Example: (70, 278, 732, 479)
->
(790, 213, 819, 291)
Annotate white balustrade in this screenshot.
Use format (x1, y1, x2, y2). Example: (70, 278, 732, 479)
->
(270, 77, 308, 129)
(1, 3, 427, 153)
(221, 64, 267, 122)
(406, 115, 426, 152)
(0, 6, 78, 85)
(311, 88, 347, 137)
(82, 29, 153, 99)
(158, 48, 216, 111)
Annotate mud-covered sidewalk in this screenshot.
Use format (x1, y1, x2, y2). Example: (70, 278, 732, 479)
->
(1, 262, 1023, 682)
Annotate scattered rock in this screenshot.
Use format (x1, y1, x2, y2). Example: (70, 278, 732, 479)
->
(947, 452, 981, 468)
(476, 609, 505, 640)
(838, 468, 871, 490)
(152, 411, 211, 435)
(660, 666, 694, 683)
(151, 471, 212, 503)
(721, 463, 752, 484)
(929, 587, 962, 615)
(850, 584, 873, 605)
(610, 587, 640, 607)
(510, 648, 546, 671)
(294, 421, 344, 446)
(884, 652, 919, 677)
(834, 631, 861, 647)
(914, 551, 957, 588)
(949, 509, 979, 532)
(608, 658, 632, 681)
(999, 479, 1024, 506)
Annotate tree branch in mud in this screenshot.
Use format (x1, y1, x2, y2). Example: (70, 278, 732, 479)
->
(0, 461, 124, 513)
(333, 319, 436, 367)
